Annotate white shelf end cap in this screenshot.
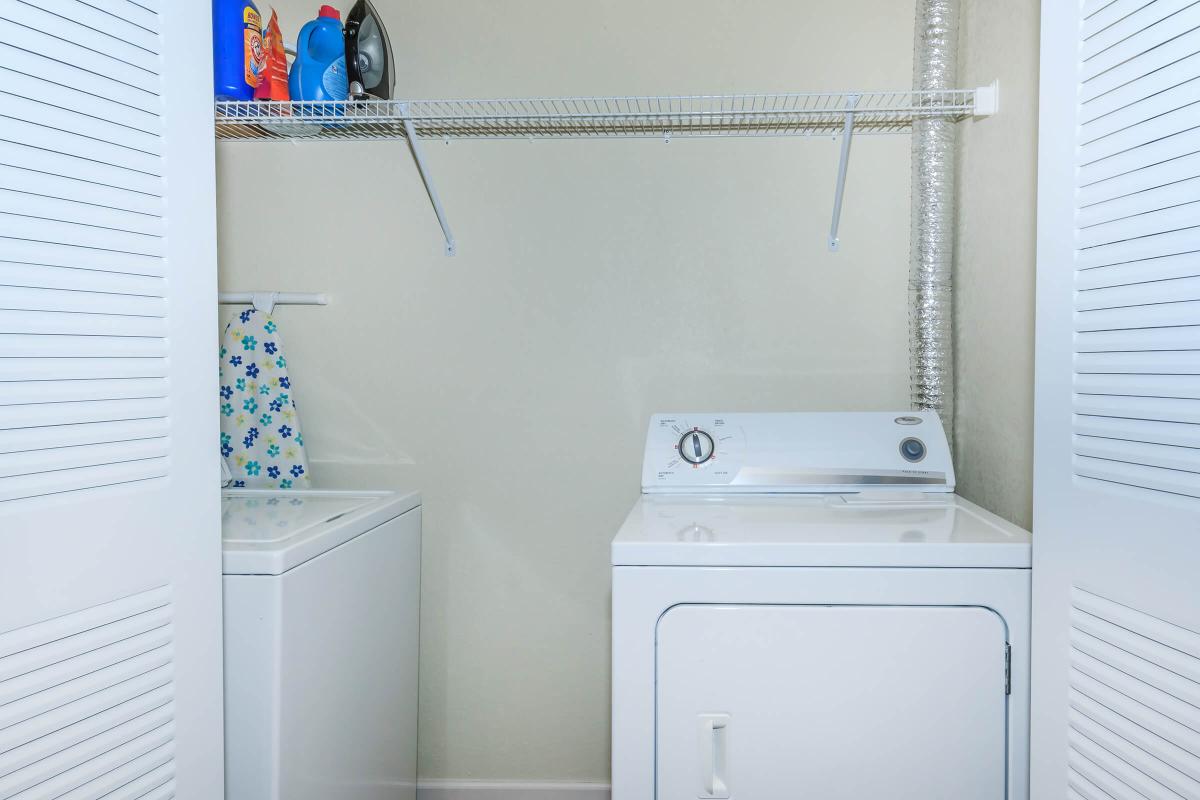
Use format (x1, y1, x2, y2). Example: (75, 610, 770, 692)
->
(974, 80, 999, 117)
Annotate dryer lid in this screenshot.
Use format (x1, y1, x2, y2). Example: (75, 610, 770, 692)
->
(612, 492, 1031, 568)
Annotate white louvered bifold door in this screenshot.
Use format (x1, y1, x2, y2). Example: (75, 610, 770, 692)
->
(1035, 2, 1200, 799)
(0, 2, 223, 798)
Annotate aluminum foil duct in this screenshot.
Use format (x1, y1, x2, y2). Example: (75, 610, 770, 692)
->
(910, 0, 959, 445)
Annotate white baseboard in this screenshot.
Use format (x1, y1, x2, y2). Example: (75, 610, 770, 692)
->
(417, 780, 611, 800)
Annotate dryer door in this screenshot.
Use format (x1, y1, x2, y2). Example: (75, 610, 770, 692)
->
(656, 605, 1008, 800)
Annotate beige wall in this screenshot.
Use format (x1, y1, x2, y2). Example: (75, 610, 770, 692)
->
(954, 0, 1040, 530)
(216, 0, 1042, 782)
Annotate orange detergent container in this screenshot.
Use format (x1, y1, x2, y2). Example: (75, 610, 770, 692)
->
(254, 9, 291, 101)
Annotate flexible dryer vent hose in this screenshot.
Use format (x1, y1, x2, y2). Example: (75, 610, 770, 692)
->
(911, 0, 959, 447)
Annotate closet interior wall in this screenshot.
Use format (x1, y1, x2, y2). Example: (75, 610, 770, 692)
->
(213, 0, 1038, 783)
(953, 0, 1039, 529)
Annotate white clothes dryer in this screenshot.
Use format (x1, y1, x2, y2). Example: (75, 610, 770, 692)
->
(611, 412, 1030, 800)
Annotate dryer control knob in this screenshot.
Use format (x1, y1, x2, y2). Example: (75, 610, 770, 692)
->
(678, 430, 715, 465)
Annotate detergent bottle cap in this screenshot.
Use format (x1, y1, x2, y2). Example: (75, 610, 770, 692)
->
(318, 4, 341, 18)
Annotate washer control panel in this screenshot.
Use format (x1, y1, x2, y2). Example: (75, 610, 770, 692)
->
(642, 412, 954, 494)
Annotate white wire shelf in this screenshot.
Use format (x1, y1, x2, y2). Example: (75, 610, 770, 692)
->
(215, 85, 997, 256)
(214, 89, 984, 141)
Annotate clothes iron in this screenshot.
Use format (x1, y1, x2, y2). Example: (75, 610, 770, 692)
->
(345, 0, 395, 100)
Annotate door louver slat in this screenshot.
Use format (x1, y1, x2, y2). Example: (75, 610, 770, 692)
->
(0, 656, 173, 735)
(0, 357, 167, 382)
(1076, 327, 1200, 352)
(0, 458, 168, 501)
(1070, 690, 1200, 785)
(1074, 454, 1200, 497)
(100, 0, 160, 31)
(1081, 0, 1136, 36)
(0, 587, 177, 799)
(1081, 0, 1200, 77)
(1077, 275, 1200, 309)
(0, 626, 173, 706)
(1074, 414, 1200, 447)
(0, 64, 161, 134)
(0, 232, 164, 276)
(0, 690, 173, 783)
(5, 736, 175, 799)
(0, 91, 163, 156)
(0, 437, 171, 480)
(1067, 589, 1200, 797)
(1078, 101, 1200, 168)
(0, 40, 162, 115)
(1075, 350, 1200, 372)
(1076, 374, 1200, 398)
(0, 377, 168, 406)
(0, 116, 163, 177)
(1084, 26, 1200, 102)
(52, 758, 176, 800)
(0, 193, 165, 239)
(1076, 436, 1200, 478)
(1073, 10, 1200, 501)
(1078, 201, 1200, 249)
(1, 1, 162, 74)
(0, 586, 170, 658)
(1075, 227, 1200, 271)
(0, 262, 164, 295)
(1077, 130, 1200, 189)
(0, 335, 168, 358)
(0, 165, 162, 217)
(1074, 394, 1200, 424)
(0, 0, 169, 505)
(1082, 0, 1194, 50)
(24, 0, 162, 50)
(1076, 253, 1200, 290)
(0, 142, 164, 200)
(0, 213, 166, 258)
(1070, 657, 1200, 743)
(1077, 176, 1200, 230)
(0, 309, 166, 337)
(1083, 50, 1200, 121)
(1, 285, 166, 315)
(1080, 75, 1200, 143)
(0, 417, 168, 454)
(1078, 151, 1200, 211)
(70, 764, 176, 800)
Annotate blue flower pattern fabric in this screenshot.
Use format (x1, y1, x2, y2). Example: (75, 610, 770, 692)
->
(219, 309, 310, 489)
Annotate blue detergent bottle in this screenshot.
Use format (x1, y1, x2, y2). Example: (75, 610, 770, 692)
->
(213, 0, 264, 100)
(290, 6, 350, 103)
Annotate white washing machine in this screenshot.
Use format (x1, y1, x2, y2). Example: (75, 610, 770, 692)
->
(612, 412, 1031, 800)
(221, 488, 421, 800)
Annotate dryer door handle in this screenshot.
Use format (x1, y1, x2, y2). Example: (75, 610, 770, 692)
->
(698, 713, 731, 799)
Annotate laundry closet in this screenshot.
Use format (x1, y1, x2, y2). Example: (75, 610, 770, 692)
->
(214, 3, 963, 789)
(2, 1, 1198, 799)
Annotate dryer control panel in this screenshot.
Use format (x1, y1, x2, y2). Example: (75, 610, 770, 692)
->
(642, 412, 954, 494)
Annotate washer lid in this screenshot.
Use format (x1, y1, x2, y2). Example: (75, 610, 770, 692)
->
(612, 492, 1030, 568)
(221, 488, 420, 575)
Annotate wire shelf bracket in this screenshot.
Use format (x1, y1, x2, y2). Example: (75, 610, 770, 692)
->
(399, 103, 456, 256)
(828, 94, 860, 253)
(215, 85, 998, 255)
